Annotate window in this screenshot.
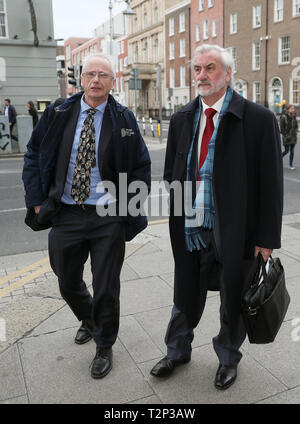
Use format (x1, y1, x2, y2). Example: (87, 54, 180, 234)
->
(212, 20, 217, 38)
(196, 25, 201, 42)
(208, 0, 214, 7)
(253, 5, 262, 28)
(143, 40, 148, 63)
(180, 38, 186, 57)
(230, 13, 238, 34)
(279, 36, 290, 64)
(170, 67, 175, 88)
(0, 0, 8, 38)
(154, 38, 159, 62)
(180, 66, 186, 87)
(199, 0, 204, 11)
(252, 42, 261, 70)
(293, 0, 300, 16)
(144, 11, 148, 28)
(169, 17, 174, 36)
(169, 41, 175, 60)
(203, 19, 209, 39)
(274, 0, 284, 22)
(154, 6, 159, 23)
(0, 57, 6, 81)
(179, 13, 185, 32)
(292, 79, 300, 105)
(135, 44, 139, 62)
(121, 41, 124, 54)
(253, 82, 262, 104)
(134, 17, 138, 32)
(227, 47, 237, 73)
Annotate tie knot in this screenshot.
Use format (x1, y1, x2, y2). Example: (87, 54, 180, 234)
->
(87, 108, 97, 116)
(205, 108, 216, 120)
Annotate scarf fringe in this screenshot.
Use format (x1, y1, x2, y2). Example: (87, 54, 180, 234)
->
(185, 231, 207, 252)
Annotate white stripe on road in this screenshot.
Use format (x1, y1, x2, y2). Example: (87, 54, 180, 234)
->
(284, 176, 300, 183)
(0, 170, 21, 174)
(0, 207, 26, 214)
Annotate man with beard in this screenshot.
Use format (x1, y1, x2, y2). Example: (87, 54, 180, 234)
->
(150, 45, 283, 390)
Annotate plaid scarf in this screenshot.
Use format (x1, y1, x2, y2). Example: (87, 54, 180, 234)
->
(185, 87, 233, 252)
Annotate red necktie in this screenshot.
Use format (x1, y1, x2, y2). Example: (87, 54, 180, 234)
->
(197, 108, 217, 181)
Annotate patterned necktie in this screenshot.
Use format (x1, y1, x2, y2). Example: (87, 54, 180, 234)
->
(71, 108, 97, 205)
(197, 108, 217, 181)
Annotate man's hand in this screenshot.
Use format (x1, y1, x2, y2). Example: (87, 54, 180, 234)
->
(34, 206, 41, 214)
(254, 246, 273, 262)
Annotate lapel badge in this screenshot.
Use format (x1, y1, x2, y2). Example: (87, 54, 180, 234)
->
(121, 128, 135, 138)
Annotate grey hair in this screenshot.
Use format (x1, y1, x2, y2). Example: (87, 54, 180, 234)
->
(192, 44, 234, 86)
(81, 53, 116, 78)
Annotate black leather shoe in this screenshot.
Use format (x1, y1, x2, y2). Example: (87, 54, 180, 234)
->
(74, 320, 93, 345)
(214, 364, 237, 390)
(90, 347, 113, 379)
(150, 356, 190, 378)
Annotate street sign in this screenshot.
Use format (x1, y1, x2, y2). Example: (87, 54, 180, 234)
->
(129, 79, 142, 90)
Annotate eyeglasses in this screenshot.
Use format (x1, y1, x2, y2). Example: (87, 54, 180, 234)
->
(82, 71, 114, 80)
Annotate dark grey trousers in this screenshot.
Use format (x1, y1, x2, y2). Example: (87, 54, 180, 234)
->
(48, 205, 125, 349)
(165, 230, 246, 366)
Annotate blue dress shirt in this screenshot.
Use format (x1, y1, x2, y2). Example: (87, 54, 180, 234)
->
(61, 96, 107, 205)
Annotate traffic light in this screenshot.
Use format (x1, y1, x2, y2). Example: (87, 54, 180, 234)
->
(67, 65, 76, 86)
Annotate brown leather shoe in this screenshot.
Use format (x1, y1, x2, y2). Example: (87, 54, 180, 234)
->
(74, 320, 93, 345)
(90, 347, 113, 379)
(214, 364, 237, 390)
(150, 356, 190, 378)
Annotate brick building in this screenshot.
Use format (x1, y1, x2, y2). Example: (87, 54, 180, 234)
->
(64, 37, 91, 96)
(116, 37, 129, 105)
(165, 0, 191, 111)
(224, 0, 300, 114)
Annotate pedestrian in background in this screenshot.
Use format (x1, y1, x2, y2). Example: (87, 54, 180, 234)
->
(27, 101, 39, 128)
(281, 104, 298, 170)
(4, 98, 17, 140)
(22, 54, 151, 380)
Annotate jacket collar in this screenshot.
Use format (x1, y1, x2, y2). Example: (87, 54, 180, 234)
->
(178, 89, 245, 120)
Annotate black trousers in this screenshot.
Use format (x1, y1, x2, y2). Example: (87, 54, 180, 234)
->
(166, 229, 246, 366)
(48, 205, 125, 348)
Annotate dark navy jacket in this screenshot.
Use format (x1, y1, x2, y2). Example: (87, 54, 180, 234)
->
(8, 105, 17, 125)
(22, 92, 151, 241)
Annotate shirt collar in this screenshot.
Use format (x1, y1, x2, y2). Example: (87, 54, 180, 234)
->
(81, 94, 107, 114)
(201, 92, 226, 114)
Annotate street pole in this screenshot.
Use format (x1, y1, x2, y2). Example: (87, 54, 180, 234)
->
(109, 0, 113, 56)
(134, 69, 137, 118)
(157, 64, 163, 143)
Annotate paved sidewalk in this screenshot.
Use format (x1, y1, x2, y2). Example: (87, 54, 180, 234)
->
(0, 215, 300, 404)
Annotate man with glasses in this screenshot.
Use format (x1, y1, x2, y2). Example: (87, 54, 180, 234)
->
(22, 54, 151, 379)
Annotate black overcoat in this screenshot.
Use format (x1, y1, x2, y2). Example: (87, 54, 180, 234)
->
(164, 91, 283, 337)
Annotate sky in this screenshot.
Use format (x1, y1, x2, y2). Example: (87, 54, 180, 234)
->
(52, 0, 127, 42)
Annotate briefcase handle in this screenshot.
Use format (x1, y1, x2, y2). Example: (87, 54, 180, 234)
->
(252, 252, 274, 288)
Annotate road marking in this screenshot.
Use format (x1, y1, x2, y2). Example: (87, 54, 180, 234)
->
(0, 207, 26, 214)
(0, 263, 52, 299)
(284, 176, 300, 183)
(0, 257, 50, 287)
(0, 170, 21, 174)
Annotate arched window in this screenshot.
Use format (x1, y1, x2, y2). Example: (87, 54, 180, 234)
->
(0, 57, 6, 81)
(154, 5, 159, 24)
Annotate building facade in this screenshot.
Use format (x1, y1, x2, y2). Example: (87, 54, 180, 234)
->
(116, 36, 129, 105)
(224, 0, 300, 113)
(165, 0, 191, 112)
(125, 0, 167, 118)
(64, 37, 91, 96)
(0, 0, 58, 114)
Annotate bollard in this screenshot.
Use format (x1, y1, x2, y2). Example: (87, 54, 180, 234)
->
(150, 117, 154, 137)
(142, 116, 146, 136)
(158, 123, 161, 137)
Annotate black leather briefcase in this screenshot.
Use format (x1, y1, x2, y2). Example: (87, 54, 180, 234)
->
(241, 253, 290, 344)
(25, 207, 52, 231)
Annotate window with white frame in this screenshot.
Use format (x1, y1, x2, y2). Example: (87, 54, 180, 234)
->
(170, 67, 175, 88)
(154, 38, 159, 62)
(208, 0, 214, 8)
(179, 12, 185, 32)
(230, 13, 238, 34)
(121, 41, 124, 54)
(279, 35, 290, 64)
(212, 20, 217, 37)
(169, 41, 175, 60)
(293, 0, 300, 16)
(274, 0, 284, 22)
(180, 65, 186, 87)
(253, 5, 262, 28)
(292, 79, 300, 105)
(227, 47, 237, 73)
(119, 58, 123, 72)
(0, 0, 8, 38)
(180, 38, 186, 57)
(196, 25, 201, 42)
(252, 42, 261, 70)
(0, 57, 6, 81)
(169, 17, 174, 36)
(199, 0, 204, 11)
(203, 20, 209, 39)
(253, 81, 262, 104)
(154, 5, 159, 23)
